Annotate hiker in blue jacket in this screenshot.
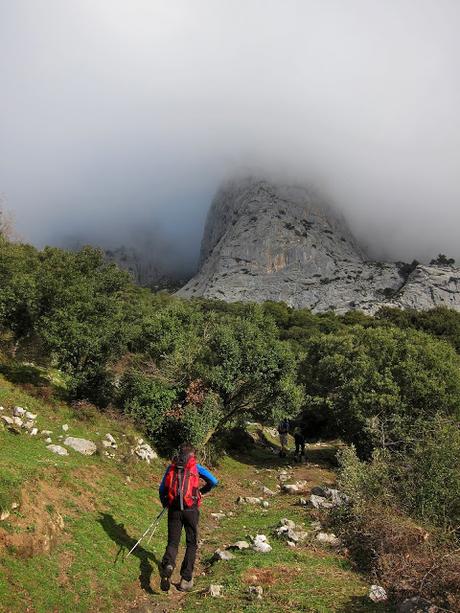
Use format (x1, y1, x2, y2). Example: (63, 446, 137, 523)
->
(158, 443, 218, 592)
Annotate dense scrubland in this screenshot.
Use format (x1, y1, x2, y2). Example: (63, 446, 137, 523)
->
(1, 236, 459, 611)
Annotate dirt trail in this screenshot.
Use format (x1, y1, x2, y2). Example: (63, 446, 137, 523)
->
(121, 450, 337, 613)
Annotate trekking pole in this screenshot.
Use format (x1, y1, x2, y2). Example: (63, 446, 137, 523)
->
(127, 507, 167, 557)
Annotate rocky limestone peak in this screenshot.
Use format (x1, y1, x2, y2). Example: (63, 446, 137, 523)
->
(177, 178, 460, 313)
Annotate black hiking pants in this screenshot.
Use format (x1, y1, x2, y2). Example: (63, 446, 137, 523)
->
(294, 436, 305, 458)
(161, 507, 199, 581)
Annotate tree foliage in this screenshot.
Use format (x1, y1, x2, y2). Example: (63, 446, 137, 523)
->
(300, 325, 460, 456)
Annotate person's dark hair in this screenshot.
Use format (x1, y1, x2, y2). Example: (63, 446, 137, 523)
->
(179, 443, 195, 456)
(173, 443, 195, 463)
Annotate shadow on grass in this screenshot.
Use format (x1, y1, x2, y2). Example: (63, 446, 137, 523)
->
(98, 512, 162, 595)
(226, 428, 340, 469)
(0, 361, 68, 402)
(0, 362, 49, 386)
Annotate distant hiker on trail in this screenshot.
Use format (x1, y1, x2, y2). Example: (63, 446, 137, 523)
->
(277, 418, 290, 458)
(293, 426, 306, 462)
(158, 443, 218, 593)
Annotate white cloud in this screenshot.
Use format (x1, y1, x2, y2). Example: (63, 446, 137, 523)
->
(1, 0, 459, 265)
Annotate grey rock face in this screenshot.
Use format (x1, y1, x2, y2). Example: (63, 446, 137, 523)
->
(388, 265, 460, 310)
(178, 178, 460, 313)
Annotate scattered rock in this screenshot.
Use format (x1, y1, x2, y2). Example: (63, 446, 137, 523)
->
(13, 406, 26, 417)
(311, 521, 322, 532)
(298, 497, 308, 506)
(279, 518, 295, 530)
(237, 496, 263, 505)
(103, 433, 117, 449)
(132, 440, 157, 463)
(62, 424, 69, 432)
(287, 540, 296, 548)
(23, 421, 34, 430)
(261, 501, 269, 509)
(326, 488, 349, 506)
(316, 532, 341, 547)
(252, 534, 272, 553)
(282, 484, 299, 494)
(25, 411, 37, 421)
(41, 430, 53, 436)
(261, 486, 276, 496)
(11, 502, 19, 510)
(12, 417, 23, 427)
(0, 510, 10, 521)
(208, 584, 224, 598)
(63, 437, 97, 456)
(310, 488, 349, 509)
(275, 518, 308, 543)
(310, 494, 333, 509)
(211, 512, 226, 520)
(47, 444, 69, 456)
(212, 549, 235, 562)
(248, 585, 263, 600)
(45, 437, 52, 444)
(0, 406, 4, 411)
(227, 540, 250, 551)
(30, 428, 38, 436)
(368, 585, 388, 603)
(1, 416, 14, 425)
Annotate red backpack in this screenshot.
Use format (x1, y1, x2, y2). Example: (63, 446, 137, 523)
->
(164, 453, 202, 509)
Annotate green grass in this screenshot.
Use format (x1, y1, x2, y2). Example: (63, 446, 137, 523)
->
(0, 375, 393, 612)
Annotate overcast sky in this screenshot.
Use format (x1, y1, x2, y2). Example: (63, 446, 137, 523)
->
(1, 0, 459, 270)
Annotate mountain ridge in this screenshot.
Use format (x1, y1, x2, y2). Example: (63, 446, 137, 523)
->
(177, 178, 460, 313)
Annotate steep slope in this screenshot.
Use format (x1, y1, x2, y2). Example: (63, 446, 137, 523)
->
(388, 264, 460, 310)
(0, 374, 385, 613)
(178, 178, 460, 313)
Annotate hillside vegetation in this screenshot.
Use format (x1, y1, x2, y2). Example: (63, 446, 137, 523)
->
(1, 237, 459, 611)
(0, 376, 388, 613)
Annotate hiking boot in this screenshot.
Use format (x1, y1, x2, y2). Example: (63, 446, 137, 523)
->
(160, 563, 173, 592)
(178, 577, 194, 592)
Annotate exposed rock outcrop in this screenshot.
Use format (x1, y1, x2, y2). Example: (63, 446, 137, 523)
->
(178, 178, 460, 313)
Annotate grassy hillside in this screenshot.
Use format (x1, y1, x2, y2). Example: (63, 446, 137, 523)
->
(0, 374, 390, 613)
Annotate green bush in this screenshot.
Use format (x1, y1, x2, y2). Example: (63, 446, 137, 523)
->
(337, 445, 393, 505)
(300, 325, 460, 456)
(152, 393, 223, 455)
(118, 370, 176, 435)
(394, 416, 460, 529)
(337, 416, 460, 531)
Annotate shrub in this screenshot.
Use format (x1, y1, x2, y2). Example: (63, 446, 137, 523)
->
(337, 445, 393, 506)
(338, 416, 460, 533)
(118, 371, 176, 435)
(331, 503, 460, 610)
(300, 326, 460, 456)
(393, 416, 460, 529)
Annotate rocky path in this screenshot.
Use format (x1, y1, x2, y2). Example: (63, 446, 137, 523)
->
(121, 448, 387, 613)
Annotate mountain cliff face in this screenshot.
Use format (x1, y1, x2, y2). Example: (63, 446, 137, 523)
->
(177, 178, 460, 313)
